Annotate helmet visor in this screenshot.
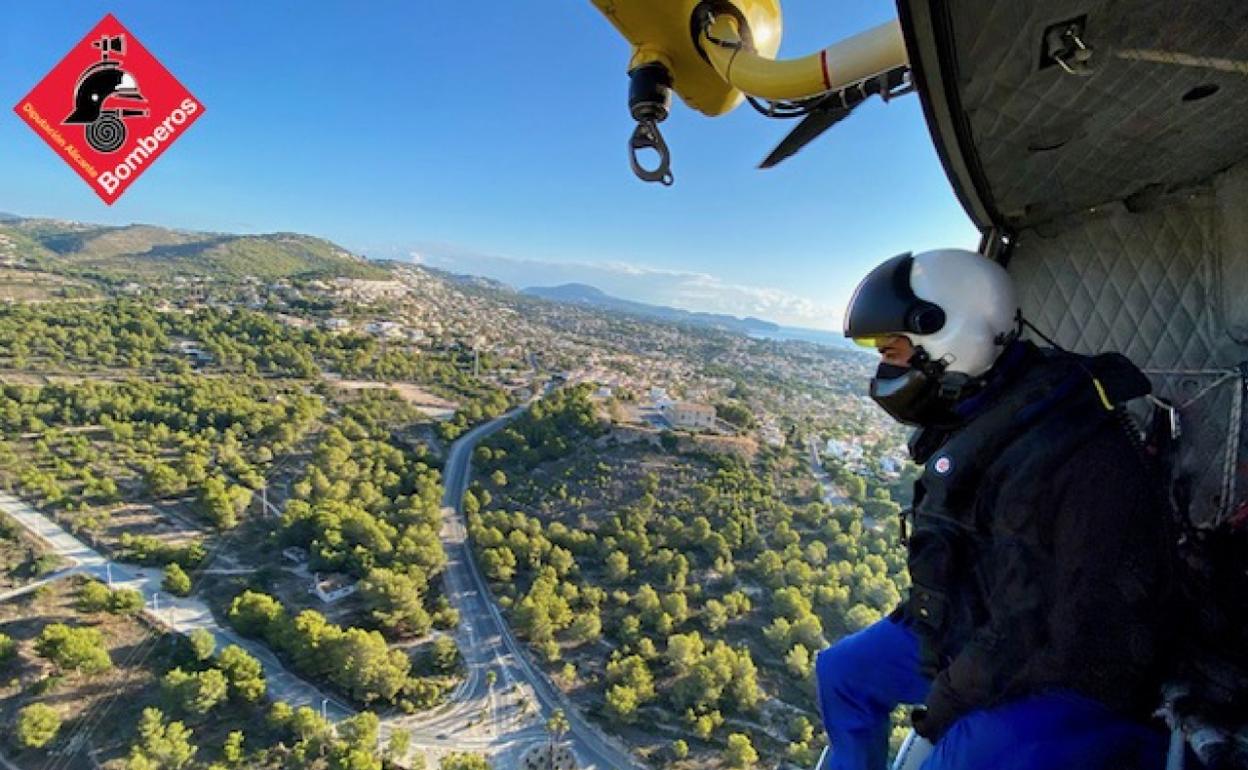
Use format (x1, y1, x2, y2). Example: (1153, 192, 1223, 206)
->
(843, 252, 945, 340)
(850, 336, 886, 349)
(844, 253, 917, 339)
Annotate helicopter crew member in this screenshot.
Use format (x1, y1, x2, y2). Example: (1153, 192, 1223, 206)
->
(814, 249, 1173, 770)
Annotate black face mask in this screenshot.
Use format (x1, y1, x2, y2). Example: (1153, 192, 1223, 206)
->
(869, 361, 965, 428)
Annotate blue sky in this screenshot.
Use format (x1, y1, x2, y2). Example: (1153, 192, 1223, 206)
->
(0, 1, 977, 330)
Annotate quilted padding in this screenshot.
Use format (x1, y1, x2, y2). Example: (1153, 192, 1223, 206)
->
(1010, 195, 1223, 371)
(944, 0, 1248, 228)
(1008, 182, 1248, 528)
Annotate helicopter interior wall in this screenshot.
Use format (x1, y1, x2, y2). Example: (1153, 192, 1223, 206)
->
(1007, 160, 1248, 529)
(904, 0, 1248, 231)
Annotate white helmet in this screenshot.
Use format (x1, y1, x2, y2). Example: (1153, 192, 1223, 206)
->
(843, 249, 1019, 377)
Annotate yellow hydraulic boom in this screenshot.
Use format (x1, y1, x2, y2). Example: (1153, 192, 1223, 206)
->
(699, 16, 905, 102)
(589, 0, 911, 183)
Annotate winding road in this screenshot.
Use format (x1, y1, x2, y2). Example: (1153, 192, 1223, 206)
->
(393, 401, 647, 769)
(1, 396, 647, 769)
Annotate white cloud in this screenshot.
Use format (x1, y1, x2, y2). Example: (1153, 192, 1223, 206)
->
(408, 244, 843, 330)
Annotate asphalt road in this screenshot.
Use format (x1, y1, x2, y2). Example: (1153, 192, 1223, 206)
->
(1, 395, 647, 769)
(396, 402, 646, 769)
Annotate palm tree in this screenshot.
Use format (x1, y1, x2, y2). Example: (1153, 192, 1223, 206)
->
(545, 709, 570, 769)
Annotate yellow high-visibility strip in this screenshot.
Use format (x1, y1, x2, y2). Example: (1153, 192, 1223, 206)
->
(1090, 377, 1115, 411)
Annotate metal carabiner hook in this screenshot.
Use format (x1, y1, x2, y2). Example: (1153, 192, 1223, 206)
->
(629, 120, 674, 186)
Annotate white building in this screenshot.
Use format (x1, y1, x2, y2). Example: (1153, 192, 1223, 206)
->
(664, 401, 717, 431)
(310, 573, 358, 604)
(825, 439, 864, 461)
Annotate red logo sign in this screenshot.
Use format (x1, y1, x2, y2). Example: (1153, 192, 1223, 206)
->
(13, 14, 204, 205)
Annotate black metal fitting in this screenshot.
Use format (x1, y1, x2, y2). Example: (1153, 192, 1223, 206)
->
(628, 62, 673, 123)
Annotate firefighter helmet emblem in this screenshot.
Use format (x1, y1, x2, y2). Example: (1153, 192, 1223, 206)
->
(62, 34, 148, 153)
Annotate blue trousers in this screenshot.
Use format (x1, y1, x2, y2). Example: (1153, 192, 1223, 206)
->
(814, 618, 1166, 770)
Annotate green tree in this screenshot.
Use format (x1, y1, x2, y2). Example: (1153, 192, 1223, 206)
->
(339, 711, 380, 754)
(17, 703, 61, 748)
(788, 715, 815, 744)
(432, 635, 460, 673)
(703, 599, 729, 632)
(726, 733, 758, 768)
(359, 567, 432, 636)
(687, 708, 723, 740)
(35, 623, 112, 675)
(0, 632, 15, 665)
(267, 701, 294, 729)
(163, 563, 192, 597)
(665, 632, 705, 675)
(845, 603, 881, 632)
(672, 739, 689, 760)
(606, 654, 656, 701)
(845, 475, 867, 502)
(146, 463, 187, 498)
(110, 588, 145, 615)
(715, 402, 755, 429)
(772, 586, 812, 620)
(605, 550, 630, 583)
(217, 645, 266, 702)
(330, 627, 411, 704)
(545, 708, 569, 742)
(481, 547, 517, 582)
(228, 590, 284, 637)
(440, 752, 491, 770)
(787, 741, 818, 767)
(386, 728, 411, 761)
(567, 609, 602, 644)
(77, 579, 112, 612)
(287, 706, 333, 742)
(127, 707, 198, 769)
(784, 643, 812, 679)
(197, 476, 252, 530)
(605, 684, 639, 721)
(222, 731, 245, 766)
(163, 668, 228, 716)
(189, 629, 216, 662)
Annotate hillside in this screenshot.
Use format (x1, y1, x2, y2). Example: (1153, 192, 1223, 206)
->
(524, 282, 782, 336)
(523, 282, 859, 351)
(0, 218, 388, 282)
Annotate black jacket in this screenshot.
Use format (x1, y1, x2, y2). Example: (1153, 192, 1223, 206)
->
(900, 341, 1174, 740)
